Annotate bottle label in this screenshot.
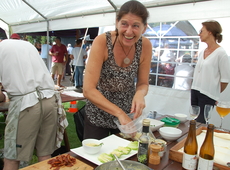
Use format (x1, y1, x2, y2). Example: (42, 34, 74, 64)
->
(182, 152, 198, 170)
(197, 157, 214, 170)
(137, 143, 148, 164)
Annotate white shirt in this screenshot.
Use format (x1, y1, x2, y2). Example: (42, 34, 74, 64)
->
(71, 47, 87, 66)
(173, 64, 194, 90)
(0, 39, 55, 111)
(40, 44, 52, 59)
(67, 46, 73, 54)
(192, 47, 230, 100)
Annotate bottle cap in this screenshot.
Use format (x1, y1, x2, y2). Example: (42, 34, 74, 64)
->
(190, 120, 196, 125)
(208, 124, 215, 129)
(143, 119, 150, 126)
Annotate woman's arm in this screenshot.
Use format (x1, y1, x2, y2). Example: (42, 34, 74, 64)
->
(220, 82, 228, 93)
(0, 85, 5, 102)
(83, 32, 132, 125)
(131, 37, 152, 119)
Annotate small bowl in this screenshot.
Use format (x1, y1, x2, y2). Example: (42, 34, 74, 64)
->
(159, 127, 182, 141)
(174, 113, 187, 123)
(82, 139, 102, 154)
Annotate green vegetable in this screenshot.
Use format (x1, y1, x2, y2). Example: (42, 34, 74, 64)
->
(93, 143, 103, 147)
(98, 153, 114, 163)
(137, 154, 147, 164)
(127, 141, 139, 150)
(110, 149, 123, 158)
(116, 146, 131, 155)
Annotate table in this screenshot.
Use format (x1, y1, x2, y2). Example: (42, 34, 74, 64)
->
(0, 91, 86, 152)
(68, 115, 204, 170)
(0, 92, 86, 112)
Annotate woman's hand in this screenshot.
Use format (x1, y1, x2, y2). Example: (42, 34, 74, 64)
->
(130, 91, 146, 119)
(117, 113, 133, 125)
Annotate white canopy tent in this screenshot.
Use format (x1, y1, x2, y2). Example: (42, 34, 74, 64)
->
(1, 0, 230, 129)
(1, 0, 230, 37)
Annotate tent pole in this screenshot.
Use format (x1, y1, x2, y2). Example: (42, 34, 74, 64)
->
(46, 20, 50, 70)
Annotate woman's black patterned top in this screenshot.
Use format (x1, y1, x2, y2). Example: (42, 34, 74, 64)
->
(85, 31, 142, 129)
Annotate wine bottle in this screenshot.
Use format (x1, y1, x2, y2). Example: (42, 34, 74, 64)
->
(197, 124, 215, 170)
(137, 119, 150, 165)
(182, 120, 198, 170)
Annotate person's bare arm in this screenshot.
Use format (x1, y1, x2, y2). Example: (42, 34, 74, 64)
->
(70, 54, 74, 60)
(0, 85, 5, 102)
(220, 82, 228, 92)
(131, 37, 152, 119)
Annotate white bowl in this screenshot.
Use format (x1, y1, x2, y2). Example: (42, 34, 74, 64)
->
(146, 118, 165, 131)
(82, 139, 102, 155)
(174, 113, 187, 123)
(159, 127, 182, 141)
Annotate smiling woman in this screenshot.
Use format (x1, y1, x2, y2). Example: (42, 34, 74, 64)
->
(83, 0, 152, 141)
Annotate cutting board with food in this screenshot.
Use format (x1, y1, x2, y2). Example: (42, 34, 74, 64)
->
(20, 154, 94, 170)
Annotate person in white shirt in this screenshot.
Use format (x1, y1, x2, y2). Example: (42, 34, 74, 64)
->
(0, 39, 58, 170)
(70, 39, 87, 90)
(191, 20, 230, 123)
(40, 42, 52, 69)
(173, 54, 194, 90)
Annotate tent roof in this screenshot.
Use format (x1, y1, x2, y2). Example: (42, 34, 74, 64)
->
(1, 0, 230, 34)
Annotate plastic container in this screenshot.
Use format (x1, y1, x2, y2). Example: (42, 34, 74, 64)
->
(160, 117, 180, 127)
(113, 111, 148, 138)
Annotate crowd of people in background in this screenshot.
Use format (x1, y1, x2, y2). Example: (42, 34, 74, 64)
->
(30, 37, 92, 91)
(149, 46, 198, 90)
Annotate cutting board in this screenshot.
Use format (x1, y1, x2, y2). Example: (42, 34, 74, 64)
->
(20, 154, 94, 170)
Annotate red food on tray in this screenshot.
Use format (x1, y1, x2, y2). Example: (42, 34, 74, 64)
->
(48, 154, 76, 170)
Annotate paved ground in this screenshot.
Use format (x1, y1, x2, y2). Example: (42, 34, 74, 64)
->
(61, 75, 74, 87)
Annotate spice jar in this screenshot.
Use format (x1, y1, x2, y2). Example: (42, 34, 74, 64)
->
(149, 143, 161, 165)
(154, 139, 167, 157)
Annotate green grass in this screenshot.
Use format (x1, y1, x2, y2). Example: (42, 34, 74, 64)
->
(63, 100, 86, 149)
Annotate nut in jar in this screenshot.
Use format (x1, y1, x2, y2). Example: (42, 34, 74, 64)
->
(151, 139, 167, 157)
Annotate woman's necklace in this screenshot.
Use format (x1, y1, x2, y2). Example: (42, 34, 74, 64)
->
(118, 39, 133, 64)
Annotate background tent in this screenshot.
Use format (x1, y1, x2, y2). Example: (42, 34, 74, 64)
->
(1, 0, 230, 37)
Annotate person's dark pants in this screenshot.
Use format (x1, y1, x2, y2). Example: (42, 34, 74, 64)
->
(83, 114, 120, 140)
(191, 89, 216, 124)
(65, 55, 71, 75)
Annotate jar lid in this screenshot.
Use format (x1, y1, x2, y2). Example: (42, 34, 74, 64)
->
(154, 139, 167, 145)
(150, 144, 162, 151)
(160, 117, 180, 125)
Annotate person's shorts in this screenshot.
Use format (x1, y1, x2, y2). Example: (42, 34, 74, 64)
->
(51, 62, 64, 75)
(16, 95, 58, 161)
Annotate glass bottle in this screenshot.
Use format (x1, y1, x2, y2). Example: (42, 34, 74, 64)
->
(137, 119, 150, 165)
(182, 120, 198, 170)
(197, 124, 215, 170)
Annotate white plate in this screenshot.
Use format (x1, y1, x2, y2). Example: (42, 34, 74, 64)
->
(71, 134, 137, 165)
(146, 118, 165, 131)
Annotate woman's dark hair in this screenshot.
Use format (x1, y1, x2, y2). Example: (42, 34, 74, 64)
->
(202, 20, 223, 43)
(116, 0, 149, 25)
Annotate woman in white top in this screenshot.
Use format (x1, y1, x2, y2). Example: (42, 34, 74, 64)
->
(191, 20, 230, 123)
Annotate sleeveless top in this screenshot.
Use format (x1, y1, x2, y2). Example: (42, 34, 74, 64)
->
(85, 31, 142, 129)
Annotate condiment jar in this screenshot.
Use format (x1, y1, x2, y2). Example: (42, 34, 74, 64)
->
(149, 144, 161, 165)
(154, 139, 167, 157)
